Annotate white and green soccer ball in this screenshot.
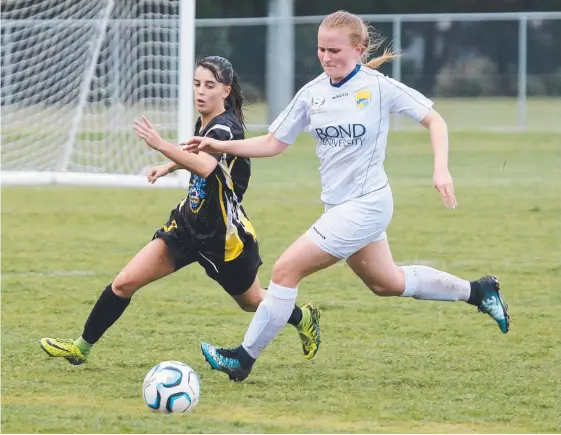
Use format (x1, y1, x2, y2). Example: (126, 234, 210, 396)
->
(143, 361, 201, 413)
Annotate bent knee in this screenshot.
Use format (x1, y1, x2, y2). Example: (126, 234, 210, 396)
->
(112, 274, 141, 298)
(368, 283, 402, 297)
(238, 301, 258, 312)
(271, 258, 301, 287)
(366, 270, 405, 297)
(363, 266, 405, 296)
(235, 295, 262, 312)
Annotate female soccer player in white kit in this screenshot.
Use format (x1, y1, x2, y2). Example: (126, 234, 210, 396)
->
(186, 11, 510, 382)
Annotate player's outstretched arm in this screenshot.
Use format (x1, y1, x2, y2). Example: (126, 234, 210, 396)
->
(134, 116, 218, 178)
(420, 109, 457, 209)
(183, 133, 288, 158)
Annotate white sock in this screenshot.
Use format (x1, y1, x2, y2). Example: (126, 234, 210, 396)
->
(242, 281, 297, 359)
(401, 265, 471, 302)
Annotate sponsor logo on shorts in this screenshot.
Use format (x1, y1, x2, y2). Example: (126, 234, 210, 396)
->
(312, 226, 326, 240)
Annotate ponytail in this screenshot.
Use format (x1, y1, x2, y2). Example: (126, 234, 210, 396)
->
(227, 73, 246, 129)
(365, 47, 401, 69)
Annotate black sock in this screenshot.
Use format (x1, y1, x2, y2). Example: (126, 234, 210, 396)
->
(82, 284, 131, 345)
(467, 281, 483, 306)
(234, 345, 256, 369)
(287, 305, 303, 326)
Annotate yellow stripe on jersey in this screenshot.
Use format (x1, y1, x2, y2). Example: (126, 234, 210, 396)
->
(224, 157, 256, 239)
(228, 157, 237, 190)
(240, 210, 257, 239)
(216, 176, 244, 262)
(226, 158, 257, 239)
(218, 156, 237, 190)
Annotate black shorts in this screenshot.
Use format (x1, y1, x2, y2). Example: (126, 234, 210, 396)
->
(153, 208, 262, 296)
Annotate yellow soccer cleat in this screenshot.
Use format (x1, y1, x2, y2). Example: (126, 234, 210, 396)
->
(40, 338, 87, 365)
(296, 303, 321, 360)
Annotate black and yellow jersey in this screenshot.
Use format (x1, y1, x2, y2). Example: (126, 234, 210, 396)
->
(178, 107, 256, 262)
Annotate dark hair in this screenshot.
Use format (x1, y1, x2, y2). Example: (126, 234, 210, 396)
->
(196, 56, 245, 128)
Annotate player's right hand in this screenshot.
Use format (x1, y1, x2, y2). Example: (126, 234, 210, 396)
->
(181, 136, 225, 154)
(147, 164, 169, 184)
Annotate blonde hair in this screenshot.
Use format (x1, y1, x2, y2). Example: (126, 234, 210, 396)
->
(320, 10, 400, 69)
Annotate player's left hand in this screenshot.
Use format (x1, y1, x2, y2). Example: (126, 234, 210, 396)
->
(433, 167, 457, 209)
(179, 142, 198, 154)
(134, 116, 165, 150)
(181, 136, 226, 154)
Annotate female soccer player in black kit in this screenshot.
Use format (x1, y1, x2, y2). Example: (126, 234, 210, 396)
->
(40, 56, 321, 366)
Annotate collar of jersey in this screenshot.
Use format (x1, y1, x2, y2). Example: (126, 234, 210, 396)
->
(330, 64, 361, 88)
(196, 106, 232, 135)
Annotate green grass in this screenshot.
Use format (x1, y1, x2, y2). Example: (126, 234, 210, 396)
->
(2, 132, 561, 433)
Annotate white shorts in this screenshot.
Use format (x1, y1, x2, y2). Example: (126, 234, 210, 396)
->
(306, 184, 394, 259)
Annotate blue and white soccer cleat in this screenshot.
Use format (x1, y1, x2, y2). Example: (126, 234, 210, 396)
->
(200, 342, 253, 382)
(476, 276, 510, 333)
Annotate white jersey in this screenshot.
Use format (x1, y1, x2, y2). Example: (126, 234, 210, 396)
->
(268, 65, 433, 205)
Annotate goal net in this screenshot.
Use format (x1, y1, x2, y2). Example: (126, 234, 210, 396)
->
(1, 0, 193, 188)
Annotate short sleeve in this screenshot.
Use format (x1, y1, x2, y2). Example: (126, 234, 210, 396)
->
(205, 124, 234, 141)
(382, 77, 434, 123)
(268, 88, 310, 145)
(204, 124, 233, 161)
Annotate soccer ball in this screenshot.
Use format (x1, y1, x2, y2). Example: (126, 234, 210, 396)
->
(142, 361, 201, 413)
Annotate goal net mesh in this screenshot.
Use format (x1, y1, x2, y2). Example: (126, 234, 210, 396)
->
(1, 0, 188, 185)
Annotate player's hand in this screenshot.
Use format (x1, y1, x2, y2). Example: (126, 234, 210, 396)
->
(179, 142, 198, 154)
(181, 136, 226, 154)
(146, 164, 170, 184)
(134, 116, 165, 150)
(433, 167, 457, 209)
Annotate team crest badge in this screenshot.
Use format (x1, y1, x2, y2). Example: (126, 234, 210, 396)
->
(355, 89, 371, 109)
(189, 175, 208, 212)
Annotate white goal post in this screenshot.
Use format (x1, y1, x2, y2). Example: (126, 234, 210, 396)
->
(1, 0, 195, 188)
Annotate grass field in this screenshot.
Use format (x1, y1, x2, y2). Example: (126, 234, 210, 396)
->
(2, 131, 561, 433)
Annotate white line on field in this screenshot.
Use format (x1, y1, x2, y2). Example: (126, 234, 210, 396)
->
(1, 270, 97, 278)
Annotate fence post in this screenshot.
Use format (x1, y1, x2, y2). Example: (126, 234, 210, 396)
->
(266, 0, 294, 124)
(518, 15, 527, 131)
(392, 16, 402, 130)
